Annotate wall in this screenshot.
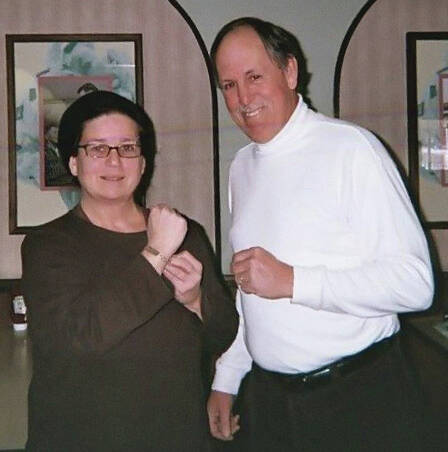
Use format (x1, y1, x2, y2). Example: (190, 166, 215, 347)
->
(0, 0, 374, 278)
(338, 0, 448, 271)
(4, 1, 440, 274)
(2, 0, 427, 448)
(0, 0, 215, 279)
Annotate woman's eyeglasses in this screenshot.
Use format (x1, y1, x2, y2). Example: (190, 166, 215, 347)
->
(77, 142, 141, 158)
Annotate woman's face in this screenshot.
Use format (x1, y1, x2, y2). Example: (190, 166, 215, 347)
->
(69, 113, 145, 205)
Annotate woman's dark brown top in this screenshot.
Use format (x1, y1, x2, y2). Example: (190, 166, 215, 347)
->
(21, 208, 238, 452)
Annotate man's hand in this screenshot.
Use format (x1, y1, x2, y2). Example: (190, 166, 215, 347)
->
(163, 251, 202, 318)
(207, 390, 240, 441)
(232, 247, 293, 299)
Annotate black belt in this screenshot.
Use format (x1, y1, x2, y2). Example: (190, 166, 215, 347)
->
(252, 334, 398, 387)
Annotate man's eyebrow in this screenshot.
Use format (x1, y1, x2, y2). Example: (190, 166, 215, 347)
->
(243, 68, 257, 75)
(220, 69, 257, 82)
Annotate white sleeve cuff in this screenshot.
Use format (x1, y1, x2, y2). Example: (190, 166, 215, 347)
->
(212, 363, 251, 395)
(291, 265, 324, 310)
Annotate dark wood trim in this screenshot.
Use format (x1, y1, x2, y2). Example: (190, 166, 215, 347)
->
(0, 449, 25, 452)
(6, 34, 18, 235)
(167, 1, 222, 271)
(406, 31, 420, 220)
(403, 313, 448, 357)
(333, 0, 378, 117)
(0, 279, 21, 293)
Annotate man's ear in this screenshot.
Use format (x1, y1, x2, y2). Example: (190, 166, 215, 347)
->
(68, 155, 78, 177)
(284, 56, 299, 91)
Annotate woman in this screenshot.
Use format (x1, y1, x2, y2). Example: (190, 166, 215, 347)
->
(21, 91, 238, 451)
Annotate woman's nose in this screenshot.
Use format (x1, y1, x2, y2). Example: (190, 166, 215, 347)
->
(105, 147, 121, 165)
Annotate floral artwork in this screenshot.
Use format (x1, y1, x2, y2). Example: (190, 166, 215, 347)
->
(7, 35, 142, 232)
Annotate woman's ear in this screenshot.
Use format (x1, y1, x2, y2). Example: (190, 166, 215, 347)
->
(68, 155, 78, 177)
(140, 157, 146, 175)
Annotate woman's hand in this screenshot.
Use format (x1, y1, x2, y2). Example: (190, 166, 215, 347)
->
(163, 251, 203, 319)
(146, 204, 187, 258)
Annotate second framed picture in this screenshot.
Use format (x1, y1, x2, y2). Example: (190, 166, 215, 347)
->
(407, 32, 448, 228)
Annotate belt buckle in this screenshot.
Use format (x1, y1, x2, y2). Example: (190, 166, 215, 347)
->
(302, 366, 331, 383)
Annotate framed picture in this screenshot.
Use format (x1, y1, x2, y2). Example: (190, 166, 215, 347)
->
(6, 34, 143, 234)
(407, 32, 448, 228)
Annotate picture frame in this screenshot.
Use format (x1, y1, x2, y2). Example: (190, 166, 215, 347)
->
(6, 34, 143, 234)
(407, 32, 448, 228)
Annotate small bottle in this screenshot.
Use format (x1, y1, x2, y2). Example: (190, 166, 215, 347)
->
(11, 295, 27, 331)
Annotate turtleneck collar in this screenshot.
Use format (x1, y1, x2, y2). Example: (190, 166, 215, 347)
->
(255, 95, 310, 157)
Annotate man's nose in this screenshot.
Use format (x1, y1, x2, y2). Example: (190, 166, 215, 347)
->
(237, 82, 251, 106)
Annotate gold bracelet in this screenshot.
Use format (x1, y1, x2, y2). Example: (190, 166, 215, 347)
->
(143, 245, 169, 265)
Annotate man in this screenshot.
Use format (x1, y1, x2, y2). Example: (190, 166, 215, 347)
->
(207, 17, 434, 452)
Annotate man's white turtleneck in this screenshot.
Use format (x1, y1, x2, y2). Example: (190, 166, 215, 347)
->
(213, 97, 433, 395)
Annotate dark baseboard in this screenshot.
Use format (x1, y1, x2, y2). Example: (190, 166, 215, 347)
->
(0, 279, 21, 293)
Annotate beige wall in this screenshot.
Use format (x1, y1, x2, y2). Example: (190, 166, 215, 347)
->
(338, 0, 448, 271)
(0, 0, 215, 279)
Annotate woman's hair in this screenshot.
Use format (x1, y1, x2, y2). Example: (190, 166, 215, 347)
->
(57, 90, 156, 205)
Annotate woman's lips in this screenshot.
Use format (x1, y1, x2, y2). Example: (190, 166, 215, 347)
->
(101, 176, 125, 181)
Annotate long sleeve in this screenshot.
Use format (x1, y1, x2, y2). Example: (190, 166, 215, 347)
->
(184, 220, 239, 356)
(212, 291, 253, 394)
(291, 129, 434, 317)
(21, 218, 174, 358)
(209, 163, 252, 394)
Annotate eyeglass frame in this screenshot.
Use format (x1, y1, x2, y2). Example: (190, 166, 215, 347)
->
(76, 142, 142, 159)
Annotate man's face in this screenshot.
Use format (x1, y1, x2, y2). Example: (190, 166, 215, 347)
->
(215, 26, 298, 143)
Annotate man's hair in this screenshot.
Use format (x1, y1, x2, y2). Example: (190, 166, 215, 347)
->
(210, 17, 309, 94)
(57, 90, 156, 205)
